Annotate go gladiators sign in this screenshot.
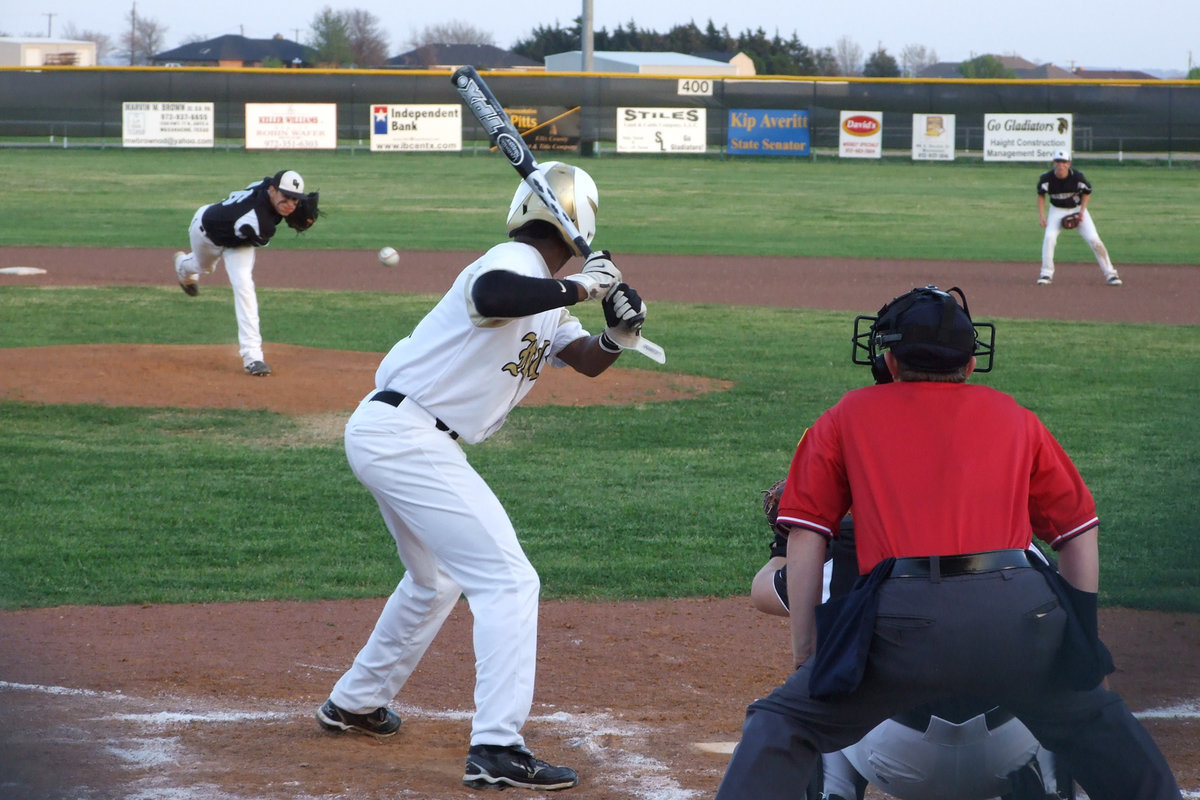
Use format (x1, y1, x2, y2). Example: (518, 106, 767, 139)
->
(983, 113, 1073, 162)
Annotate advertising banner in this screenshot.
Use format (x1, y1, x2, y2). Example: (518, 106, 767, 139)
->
(244, 103, 337, 150)
(727, 109, 810, 156)
(504, 107, 580, 153)
(122, 102, 213, 148)
(912, 114, 955, 161)
(616, 107, 707, 153)
(839, 111, 883, 158)
(983, 114, 1073, 161)
(369, 104, 462, 151)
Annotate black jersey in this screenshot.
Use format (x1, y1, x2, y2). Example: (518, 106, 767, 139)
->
(200, 176, 283, 248)
(1036, 167, 1092, 210)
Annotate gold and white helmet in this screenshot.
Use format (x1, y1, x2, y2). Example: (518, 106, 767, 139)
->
(505, 161, 598, 256)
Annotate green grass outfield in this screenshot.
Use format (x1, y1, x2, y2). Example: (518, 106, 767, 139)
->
(1, 148, 1198, 261)
(1, 150, 1197, 612)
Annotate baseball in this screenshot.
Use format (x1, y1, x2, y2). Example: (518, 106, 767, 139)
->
(378, 246, 400, 267)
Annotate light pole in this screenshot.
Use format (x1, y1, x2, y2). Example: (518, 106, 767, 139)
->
(581, 0, 593, 71)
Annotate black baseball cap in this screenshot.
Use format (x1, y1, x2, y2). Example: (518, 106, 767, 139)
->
(876, 287, 977, 372)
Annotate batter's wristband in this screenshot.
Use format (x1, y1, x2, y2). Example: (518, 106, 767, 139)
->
(598, 331, 623, 353)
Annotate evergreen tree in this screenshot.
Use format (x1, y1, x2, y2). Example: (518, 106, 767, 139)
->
(863, 46, 901, 77)
(308, 7, 355, 66)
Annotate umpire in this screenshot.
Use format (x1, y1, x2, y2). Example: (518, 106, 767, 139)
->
(715, 286, 1180, 800)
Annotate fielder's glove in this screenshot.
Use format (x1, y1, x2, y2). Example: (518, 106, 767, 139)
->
(286, 191, 320, 232)
(762, 477, 789, 556)
(1061, 212, 1081, 230)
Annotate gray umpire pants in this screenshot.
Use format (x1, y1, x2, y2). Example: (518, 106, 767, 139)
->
(714, 567, 1181, 800)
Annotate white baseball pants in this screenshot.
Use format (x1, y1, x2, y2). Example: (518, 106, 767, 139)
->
(1040, 206, 1119, 282)
(332, 394, 539, 748)
(177, 206, 264, 366)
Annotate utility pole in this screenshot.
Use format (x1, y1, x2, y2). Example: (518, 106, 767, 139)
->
(44, 12, 55, 37)
(130, 2, 136, 65)
(581, 0, 593, 71)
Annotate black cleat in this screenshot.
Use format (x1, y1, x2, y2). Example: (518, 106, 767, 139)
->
(463, 744, 578, 791)
(315, 698, 401, 737)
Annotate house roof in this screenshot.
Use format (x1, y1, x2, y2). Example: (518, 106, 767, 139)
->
(151, 34, 313, 65)
(917, 55, 1076, 80)
(386, 43, 538, 69)
(1073, 68, 1159, 80)
(0, 37, 95, 46)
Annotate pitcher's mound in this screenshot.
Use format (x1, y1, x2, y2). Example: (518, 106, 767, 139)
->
(0, 343, 730, 415)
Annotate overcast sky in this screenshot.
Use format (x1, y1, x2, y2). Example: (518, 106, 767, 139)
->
(9, 0, 1197, 74)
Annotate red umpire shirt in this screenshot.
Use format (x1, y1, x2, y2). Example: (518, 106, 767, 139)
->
(776, 381, 1099, 574)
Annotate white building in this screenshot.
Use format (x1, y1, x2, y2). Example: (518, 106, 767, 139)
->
(0, 37, 98, 67)
(545, 50, 751, 76)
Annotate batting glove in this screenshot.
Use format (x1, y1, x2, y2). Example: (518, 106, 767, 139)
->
(599, 283, 647, 353)
(564, 250, 622, 300)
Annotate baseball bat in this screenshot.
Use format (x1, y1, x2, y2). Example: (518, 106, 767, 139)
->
(451, 65, 666, 365)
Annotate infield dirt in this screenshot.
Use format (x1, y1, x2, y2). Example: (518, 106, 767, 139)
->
(1, 248, 1197, 800)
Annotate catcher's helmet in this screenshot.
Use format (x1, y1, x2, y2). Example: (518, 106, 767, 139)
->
(506, 161, 598, 256)
(273, 170, 306, 199)
(852, 285, 995, 376)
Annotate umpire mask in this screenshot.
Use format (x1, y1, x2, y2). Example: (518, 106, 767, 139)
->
(852, 285, 995, 375)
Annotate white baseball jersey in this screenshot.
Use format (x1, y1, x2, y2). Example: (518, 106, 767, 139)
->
(374, 241, 589, 444)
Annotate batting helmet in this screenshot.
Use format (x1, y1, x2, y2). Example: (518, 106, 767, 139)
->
(852, 285, 995, 375)
(506, 161, 598, 256)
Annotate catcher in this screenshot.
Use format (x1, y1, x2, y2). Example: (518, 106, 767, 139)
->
(754, 478, 1070, 800)
(172, 169, 320, 376)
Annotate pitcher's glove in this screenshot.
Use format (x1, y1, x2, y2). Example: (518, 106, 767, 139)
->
(286, 191, 320, 232)
(1061, 212, 1081, 230)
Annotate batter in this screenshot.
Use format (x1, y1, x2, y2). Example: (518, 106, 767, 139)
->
(316, 161, 650, 792)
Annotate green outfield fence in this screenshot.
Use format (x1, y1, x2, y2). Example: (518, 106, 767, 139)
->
(2, 66, 1198, 159)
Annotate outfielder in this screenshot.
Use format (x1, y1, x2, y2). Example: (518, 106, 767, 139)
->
(1036, 150, 1121, 286)
(715, 285, 1180, 800)
(172, 169, 319, 376)
(316, 161, 651, 792)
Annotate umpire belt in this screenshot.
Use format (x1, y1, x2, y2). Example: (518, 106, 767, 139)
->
(370, 390, 459, 440)
(889, 549, 1031, 581)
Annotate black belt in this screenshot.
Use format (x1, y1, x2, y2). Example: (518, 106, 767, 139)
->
(889, 549, 1030, 580)
(370, 390, 459, 440)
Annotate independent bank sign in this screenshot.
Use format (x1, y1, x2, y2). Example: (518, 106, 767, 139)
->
(727, 109, 810, 155)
